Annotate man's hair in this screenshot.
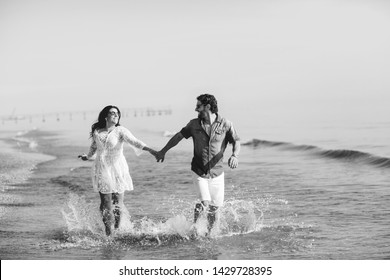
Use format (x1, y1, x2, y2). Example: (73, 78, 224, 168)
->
(197, 94, 218, 113)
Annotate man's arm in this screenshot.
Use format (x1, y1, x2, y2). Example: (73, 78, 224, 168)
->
(156, 132, 185, 162)
(228, 140, 240, 169)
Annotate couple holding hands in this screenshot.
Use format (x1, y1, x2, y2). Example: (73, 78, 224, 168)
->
(79, 94, 240, 236)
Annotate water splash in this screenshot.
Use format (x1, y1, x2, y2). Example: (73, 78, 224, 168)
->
(48, 191, 318, 258)
(217, 200, 263, 236)
(58, 193, 266, 249)
(61, 193, 104, 234)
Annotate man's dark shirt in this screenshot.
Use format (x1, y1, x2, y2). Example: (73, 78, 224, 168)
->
(180, 114, 240, 178)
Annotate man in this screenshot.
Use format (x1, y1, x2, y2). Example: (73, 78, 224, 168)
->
(156, 94, 240, 232)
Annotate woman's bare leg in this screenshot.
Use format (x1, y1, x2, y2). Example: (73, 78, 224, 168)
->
(99, 192, 113, 236)
(112, 192, 124, 229)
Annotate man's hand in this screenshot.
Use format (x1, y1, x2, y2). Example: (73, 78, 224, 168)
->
(228, 155, 238, 169)
(156, 151, 166, 162)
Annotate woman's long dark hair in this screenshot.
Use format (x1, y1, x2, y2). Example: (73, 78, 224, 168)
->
(90, 105, 121, 138)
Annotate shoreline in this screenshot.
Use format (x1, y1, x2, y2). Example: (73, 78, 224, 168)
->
(0, 130, 57, 190)
(0, 134, 54, 229)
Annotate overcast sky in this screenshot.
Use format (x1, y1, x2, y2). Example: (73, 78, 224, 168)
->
(1, 0, 389, 119)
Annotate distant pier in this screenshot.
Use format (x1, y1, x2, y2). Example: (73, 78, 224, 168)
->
(1, 107, 173, 125)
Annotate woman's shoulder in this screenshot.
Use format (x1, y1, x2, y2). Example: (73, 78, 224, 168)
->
(116, 125, 132, 135)
(92, 128, 102, 136)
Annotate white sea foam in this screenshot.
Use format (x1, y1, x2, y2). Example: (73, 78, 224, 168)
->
(12, 136, 39, 151)
(61, 193, 104, 234)
(59, 192, 265, 249)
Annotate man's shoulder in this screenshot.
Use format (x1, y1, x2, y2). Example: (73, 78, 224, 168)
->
(217, 115, 233, 127)
(180, 119, 200, 138)
(219, 115, 240, 141)
(186, 118, 200, 126)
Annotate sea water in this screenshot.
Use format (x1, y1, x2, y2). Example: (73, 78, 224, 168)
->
(0, 108, 389, 260)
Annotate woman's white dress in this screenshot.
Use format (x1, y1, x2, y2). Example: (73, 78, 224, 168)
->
(87, 126, 146, 194)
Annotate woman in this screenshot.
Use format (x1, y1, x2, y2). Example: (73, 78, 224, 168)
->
(79, 105, 157, 236)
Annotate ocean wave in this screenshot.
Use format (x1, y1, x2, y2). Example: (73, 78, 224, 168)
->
(0, 130, 56, 194)
(243, 139, 390, 168)
(13, 130, 39, 151)
(242, 139, 317, 151)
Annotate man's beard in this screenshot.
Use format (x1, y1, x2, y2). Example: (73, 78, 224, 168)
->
(197, 112, 206, 121)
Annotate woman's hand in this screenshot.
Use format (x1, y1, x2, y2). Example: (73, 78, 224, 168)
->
(78, 154, 88, 161)
(145, 148, 160, 161)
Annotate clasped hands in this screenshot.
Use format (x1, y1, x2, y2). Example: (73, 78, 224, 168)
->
(152, 150, 165, 162)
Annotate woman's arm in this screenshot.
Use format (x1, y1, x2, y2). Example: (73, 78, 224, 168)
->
(121, 126, 158, 159)
(156, 132, 184, 162)
(79, 137, 97, 161)
(121, 127, 146, 151)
